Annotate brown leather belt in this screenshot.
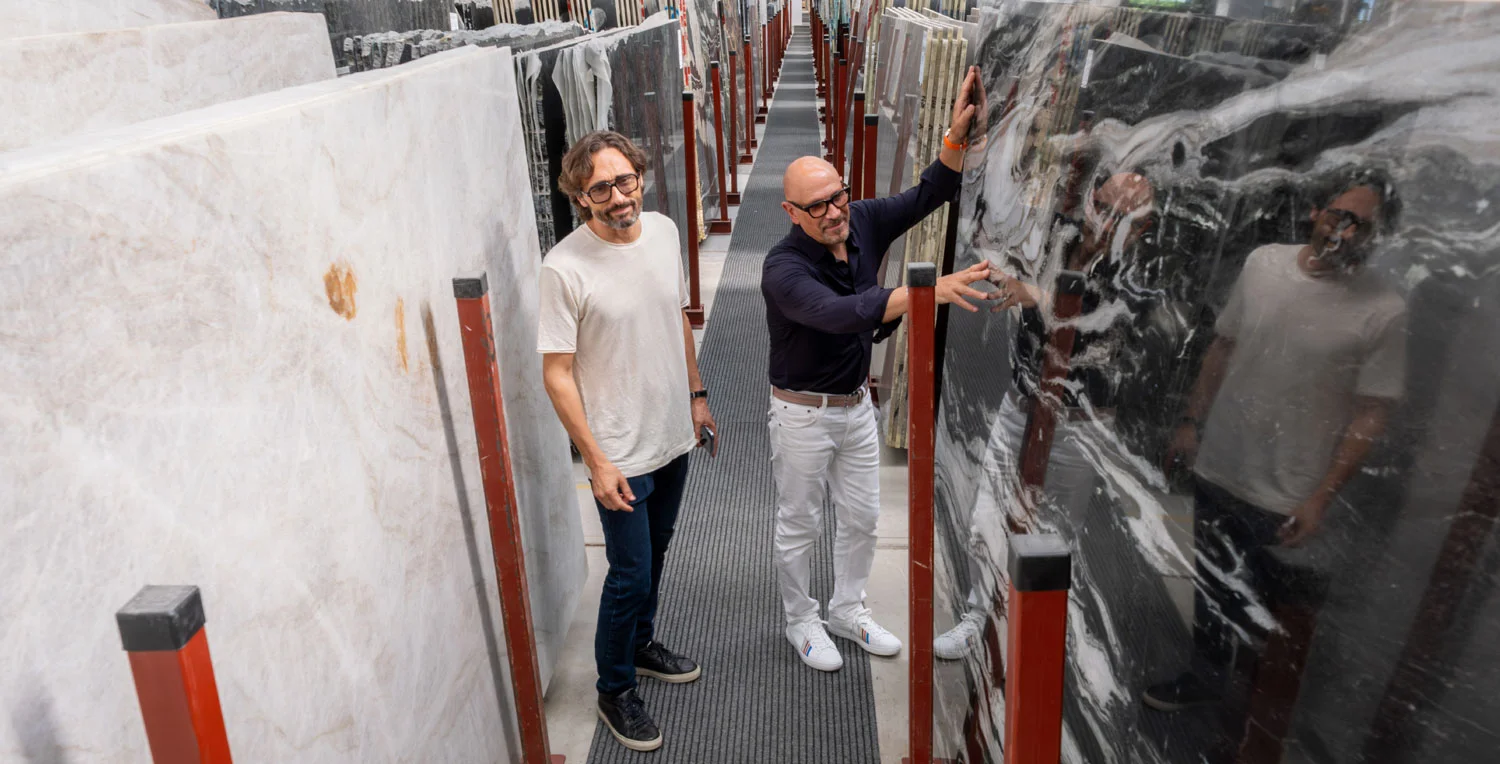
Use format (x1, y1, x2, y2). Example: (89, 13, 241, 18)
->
(772, 386, 867, 408)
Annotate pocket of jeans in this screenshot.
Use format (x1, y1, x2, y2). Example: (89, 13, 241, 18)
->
(770, 399, 824, 429)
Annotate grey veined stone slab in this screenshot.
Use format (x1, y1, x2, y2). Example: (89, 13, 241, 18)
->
(0, 45, 583, 762)
(0, 13, 335, 152)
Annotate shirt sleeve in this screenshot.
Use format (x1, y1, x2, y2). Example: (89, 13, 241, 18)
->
(763, 253, 894, 335)
(856, 159, 962, 253)
(537, 265, 581, 354)
(1214, 258, 1251, 339)
(1356, 307, 1407, 400)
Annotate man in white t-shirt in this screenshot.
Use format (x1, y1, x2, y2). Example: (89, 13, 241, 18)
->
(1144, 175, 1407, 719)
(537, 131, 716, 753)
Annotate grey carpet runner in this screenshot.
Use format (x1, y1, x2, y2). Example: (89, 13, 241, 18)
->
(584, 28, 884, 764)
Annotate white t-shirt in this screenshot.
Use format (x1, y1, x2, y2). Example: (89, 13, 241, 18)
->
(537, 212, 696, 478)
(1195, 244, 1407, 516)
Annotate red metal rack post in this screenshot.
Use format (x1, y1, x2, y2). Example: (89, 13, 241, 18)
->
(1362, 410, 1500, 759)
(904, 262, 938, 764)
(682, 91, 706, 328)
(821, 33, 833, 152)
(832, 57, 846, 166)
(744, 35, 758, 150)
(862, 113, 878, 202)
(453, 274, 566, 764)
(1004, 535, 1072, 764)
(850, 90, 865, 199)
(117, 585, 233, 764)
(708, 61, 733, 231)
(759, 22, 770, 121)
(1018, 272, 1087, 489)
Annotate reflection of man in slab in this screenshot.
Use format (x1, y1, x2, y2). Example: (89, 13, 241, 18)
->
(761, 66, 993, 673)
(1143, 174, 1406, 716)
(934, 170, 1159, 659)
(538, 131, 717, 752)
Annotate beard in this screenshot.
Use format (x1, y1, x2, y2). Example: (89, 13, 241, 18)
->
(813, 218, 848, 245)
(599, 200, 640, 230)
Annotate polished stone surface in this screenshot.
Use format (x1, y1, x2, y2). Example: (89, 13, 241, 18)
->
(0, 46, 583, 761)
(0, 13, 334, 153)
(927, 1, 1500, 762)
(0, 0, 216, 40)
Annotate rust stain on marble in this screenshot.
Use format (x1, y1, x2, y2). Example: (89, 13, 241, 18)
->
(395, 297, 409, 372)
(323, 263, 357, 320)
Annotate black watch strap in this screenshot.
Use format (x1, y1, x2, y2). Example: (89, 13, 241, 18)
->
(690, 389, 709, 400)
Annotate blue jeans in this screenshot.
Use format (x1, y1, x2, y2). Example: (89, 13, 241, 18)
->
(594, 452, 690, 695)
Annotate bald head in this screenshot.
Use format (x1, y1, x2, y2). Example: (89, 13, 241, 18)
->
(784, 156, 842, 201)
(1081, 171, 1157, 258)
(781, 155, 851, 247)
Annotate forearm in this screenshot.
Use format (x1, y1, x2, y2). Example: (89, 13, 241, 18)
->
(542, 366, 608, 468)
(882, 287, 908, 322)
(1312, 398, 1390, 501)
(682, 313, 704, 391)
(1183, 336, 1235, 422)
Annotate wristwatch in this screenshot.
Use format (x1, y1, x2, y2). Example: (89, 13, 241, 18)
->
(690, 389, 709, 401)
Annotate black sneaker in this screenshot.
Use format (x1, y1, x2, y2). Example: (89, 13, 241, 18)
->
(635, 641, 702, 683)
(1143, 672, 1219, 711)
(597, 688, 663, 752)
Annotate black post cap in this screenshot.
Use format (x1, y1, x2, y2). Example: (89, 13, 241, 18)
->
(1008, 534, 1072, 592)
(1055, 270, 1086, 297)
(712, 60, 720, 69)
(908, 262, 937, 287)
(453, 272, 489, 299)
(865, 113, 878, 125)
(117, 585, 206, 652)
(683, 90, 693, 102)
(854, 89, 865, 101)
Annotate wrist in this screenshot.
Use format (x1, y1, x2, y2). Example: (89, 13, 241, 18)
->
(580, 447, 609, 471)
(943, 128, 969, 151)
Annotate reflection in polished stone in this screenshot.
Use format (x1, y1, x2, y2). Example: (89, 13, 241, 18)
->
(932, 1, 1500, 761)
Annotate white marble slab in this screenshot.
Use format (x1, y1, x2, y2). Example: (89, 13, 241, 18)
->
(0, 45, 584, 762)
(0, 0, 216, 40)
(1, 13, 336, 153)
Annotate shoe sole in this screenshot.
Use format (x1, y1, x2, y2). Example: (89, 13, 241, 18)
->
(794, 650, 843, 672)
(636, 665, 702, 683)
(1142, 694, 1216, 712)
(596, 708, 663, 752)
(827, 626, 902, 657)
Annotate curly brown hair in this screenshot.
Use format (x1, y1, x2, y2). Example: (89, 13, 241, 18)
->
(558, 131, 649, 221)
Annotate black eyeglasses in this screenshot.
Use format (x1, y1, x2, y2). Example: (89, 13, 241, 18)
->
(583, 173, 641, 204)
(788, 186, 851, 219)
(1091, 196, 1157, 236)
(1320, 207, 1374, 238)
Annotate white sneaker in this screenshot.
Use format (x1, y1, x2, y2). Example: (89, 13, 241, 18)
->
(934, 611, 986, 661)
(786, 621, 844, 672)
(827, 609, 903, 657)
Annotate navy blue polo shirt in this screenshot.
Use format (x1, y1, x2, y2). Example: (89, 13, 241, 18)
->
(761, 159, 961, 394)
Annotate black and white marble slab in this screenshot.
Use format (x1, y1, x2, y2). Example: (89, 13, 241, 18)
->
(931, 1, 1500, 761)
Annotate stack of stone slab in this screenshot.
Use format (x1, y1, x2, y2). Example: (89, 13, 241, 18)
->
(341, 19, 585, 74)
(877, 6, 973, 448)
(516, 13, 699, 256)
(0, 2, 582, 760)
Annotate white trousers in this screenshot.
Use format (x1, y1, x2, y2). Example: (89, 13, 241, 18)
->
(963, 393, 1104, 613)
(768, 393, 881, 626)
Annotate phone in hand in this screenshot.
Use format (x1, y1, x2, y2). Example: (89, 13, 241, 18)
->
(698, 425, 717, 458)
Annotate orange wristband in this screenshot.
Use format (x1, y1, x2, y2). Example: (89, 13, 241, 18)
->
(943, 129, 968, 151)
